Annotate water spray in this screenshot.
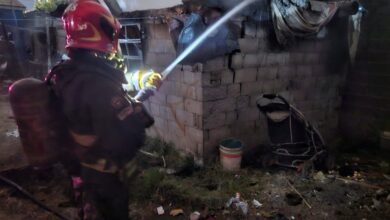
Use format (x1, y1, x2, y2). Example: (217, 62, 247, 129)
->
(160, 0, 257, 79)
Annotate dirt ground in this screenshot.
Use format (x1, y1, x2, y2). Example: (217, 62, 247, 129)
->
(0, 81, 390, 220)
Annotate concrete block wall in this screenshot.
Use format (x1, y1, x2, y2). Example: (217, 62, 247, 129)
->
(143, 18, 349, 161)
(340, 0, 390, 142)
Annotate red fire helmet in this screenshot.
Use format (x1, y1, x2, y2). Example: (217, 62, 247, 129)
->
(62, 0, 121, 53)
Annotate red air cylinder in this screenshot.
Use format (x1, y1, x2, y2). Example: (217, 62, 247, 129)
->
(9, 78, 67, 167)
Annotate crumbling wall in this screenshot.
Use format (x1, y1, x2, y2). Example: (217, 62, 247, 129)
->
(144, 18, 349, 161)
(340, 0, 390, 143)
(143, 22, 204, 162)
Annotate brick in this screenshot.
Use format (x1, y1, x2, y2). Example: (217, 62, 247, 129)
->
(147, 39, 175, 53)
(221, 70, 234, 84)
(231, 54, 244, 69)
(148, 92, 166, 104)
(203, 113, 226, 129)
(258, 67, 278, 80)
(265, 53, 279, 66)
(257, 53, 268, 66)
(153, 117, 168, 130)
(239, 38, 259, 53)
(183, 86, 202, 100)
(230, 121, 255, 136)
(149, 102, 160, 116)
(174, 109, 195, 126)
(236, 96, 250, 109)
(149, 23, 170, 39)
(186, 126, 203, 143)
(226, 111, 238, 124)
(184, 99, 202, 114)
(242, 54, 259, 68)
(160, 106, 175, 120)
(296, 65, 312, 78)
(241, 82, 262, 95)
(250, 95, 262, 107)
(183, 70, 202, 85)
(228, 84, 241, 97)
(235, 68, 257, 83)
(203, 86, 227, 101)
(167, 120, 185, 137)
(167, 95, 184, 110)
(204, 98, 236, 114)
(237, 107, 260, 122)
(278, 66, 296, 79)
(290, 52, 305, 64)
(165, 67, 183, 82)
(203, 57, 228, 72)
(208, 127, 231, 142)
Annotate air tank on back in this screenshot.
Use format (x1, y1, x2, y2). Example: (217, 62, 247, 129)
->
(9, 78, 67, 167)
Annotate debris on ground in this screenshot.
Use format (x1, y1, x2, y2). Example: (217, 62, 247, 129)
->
(313, 171, 326, 183)
(169, 208, 184, 216)
(252, 199, 262, 208)
(284, 193, 302, 206)
(157, 206, 165, 215)
(189, 211, 200, 220)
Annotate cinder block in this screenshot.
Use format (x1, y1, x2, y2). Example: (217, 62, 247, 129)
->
(236, 96, 250, 109)
(237, 107, 260, 122)
(256, 26, 268, 39)
(167, 120, 185, 137)
(278, 66, 296, 79)
(208, 127, 231, 142)
(153, 116, 168, 130)
(304, 53, 320, 64)
(290, 52, 305, 64)
(150, 23, 170, 39)
(228, 84, 241, 97)
(258, 67, 278, 80)
(231, 54, 244, 69)
(183, 70, 202, 85)
(265, 53, 279, 66)
(203, 86, 227, 101)
(149, 102, 161, 116)
(148, 92, 166, 105)
(184, 99, 203, 115)
(204, 98, 236, 114)
(296, 65, 312, 78)
(203, 113, 226, 129)
(147, 39, 175, 53)
(241, 82, 262, 95)
(221, 70, 234, 84)
(230, 121, 255, 136)
(183, 86, 202, 100)
(174, 109, 195, 127)
(239, 38, 259, 53)
(203, 57, 228, 72)
(166, 67, 183, 82)
(160, 106, 175, 120)
(257, 53, 268, 66)
(167, 95, 184, 110)
(242, 54, 259, 68)
(250, 95, 262, 107)
(235, 68, 257, 83)
(186, 126, 203, 143)
(145, 52, 176, 67)
(226, 111, 238, 124)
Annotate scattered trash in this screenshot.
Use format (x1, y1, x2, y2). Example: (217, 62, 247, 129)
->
(260, 211, 273, 218)
(313, 171, 326, 182)
(291, 216, 295, 220)
(286, 180, 312, 208)
(225, 192, 241, 207)
(157, 206, 165, 215)
(372, 198, 381, 209)
(285, 193, 303, 206)
(386, 194, 390, 202)
(376, 189, 387, 199)
(169, 208, 184, 216)
(5, 129, 19, 138)
(383, 174, 390, 181)
(189, 211, 201, 220)
(379, 161, 389, 168)
(237, 201, 249, 215)
(252, 199, 263, 208)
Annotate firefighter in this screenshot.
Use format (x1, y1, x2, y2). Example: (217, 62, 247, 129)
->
(48, 1, 161, 219)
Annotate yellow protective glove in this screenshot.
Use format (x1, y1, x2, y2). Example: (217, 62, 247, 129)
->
(125, 70, 163, 92)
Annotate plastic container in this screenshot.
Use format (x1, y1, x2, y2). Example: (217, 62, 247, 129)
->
(219, 138, 243, 171)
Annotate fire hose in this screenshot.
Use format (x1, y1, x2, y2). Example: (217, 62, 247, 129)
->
(0, 174, 71, 220)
